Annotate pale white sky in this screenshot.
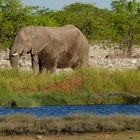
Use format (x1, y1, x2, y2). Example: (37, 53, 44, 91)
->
(22, 0, 112, 10)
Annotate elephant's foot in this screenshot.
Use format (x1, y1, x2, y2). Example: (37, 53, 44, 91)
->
(71, 60, 88, 70)
(41, 66, 57, 74)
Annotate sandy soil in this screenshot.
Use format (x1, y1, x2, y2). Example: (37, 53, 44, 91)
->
(0, 132, 140, 140)
(1, 46, 140, 70)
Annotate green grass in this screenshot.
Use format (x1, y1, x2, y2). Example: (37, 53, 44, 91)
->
(0, 114, 140, 135)
(0, 68, 140, 107)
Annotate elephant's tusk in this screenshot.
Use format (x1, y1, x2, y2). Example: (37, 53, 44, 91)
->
(12, 52, 19, 56)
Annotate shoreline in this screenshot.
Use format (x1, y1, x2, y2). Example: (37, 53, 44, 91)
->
(1, 132, 140, 140)
(1, 132, 140, 139)
(0, 114, 140, 135)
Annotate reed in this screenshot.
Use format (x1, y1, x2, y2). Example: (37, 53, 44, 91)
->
(0, 68, 140, 107)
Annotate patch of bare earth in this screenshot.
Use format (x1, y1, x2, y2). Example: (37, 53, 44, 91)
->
(0, 132, 140, 140)
(89, 45, 140, 69)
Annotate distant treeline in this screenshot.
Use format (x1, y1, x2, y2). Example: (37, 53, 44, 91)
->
(0, 0, 140, 56)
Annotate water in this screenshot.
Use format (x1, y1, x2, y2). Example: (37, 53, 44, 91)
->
(0, 105, 140, 118)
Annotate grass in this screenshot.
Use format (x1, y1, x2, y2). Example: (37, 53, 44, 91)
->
(0, 68, 140, 107)
(0, 114, 140, 135)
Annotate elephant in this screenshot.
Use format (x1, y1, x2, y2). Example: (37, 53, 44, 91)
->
(9, 25, 89, 73)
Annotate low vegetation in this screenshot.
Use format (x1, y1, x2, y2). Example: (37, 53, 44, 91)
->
(0, 114, 140, 135)
(0, 68, 140, 107)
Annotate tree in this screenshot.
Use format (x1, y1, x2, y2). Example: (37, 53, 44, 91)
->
(111, 0, 140, 56)
(0, 0, 59, 49)
(51, 3, 111, 41)
(0, 0, 32, 48)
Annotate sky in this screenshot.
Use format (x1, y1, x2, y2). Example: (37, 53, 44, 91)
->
(22, 0, 112, 10)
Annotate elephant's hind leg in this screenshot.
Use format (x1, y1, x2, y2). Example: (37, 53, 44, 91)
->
(40, 57, 57, 74)
(79, 60, 88, 68)
(41, 64, 57, 74)
(71, 59, 88, 70)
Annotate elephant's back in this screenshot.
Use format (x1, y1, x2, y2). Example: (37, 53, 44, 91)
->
(37, 25, 89, 68)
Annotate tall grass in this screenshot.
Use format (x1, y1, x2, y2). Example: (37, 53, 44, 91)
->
(0, 68, 140, 107)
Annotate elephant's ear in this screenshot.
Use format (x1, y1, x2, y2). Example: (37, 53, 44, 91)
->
(31, 44, 46, 55)
(31, 35, 48, 55)
(31, 28, 53, 55)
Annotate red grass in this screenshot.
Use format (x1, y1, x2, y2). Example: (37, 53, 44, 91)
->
(44, 76, 85, 93)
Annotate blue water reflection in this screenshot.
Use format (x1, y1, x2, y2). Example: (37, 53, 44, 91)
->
(0, 105, 140, 118)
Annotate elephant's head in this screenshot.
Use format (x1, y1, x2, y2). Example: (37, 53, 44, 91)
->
(10, 26, 51, 69)
(9, 27, 36, 68)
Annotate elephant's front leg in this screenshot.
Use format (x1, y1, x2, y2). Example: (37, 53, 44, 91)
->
(31, 54, 39, 74)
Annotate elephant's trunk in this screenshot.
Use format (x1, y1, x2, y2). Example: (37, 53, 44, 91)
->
(10, 55, 19, 69)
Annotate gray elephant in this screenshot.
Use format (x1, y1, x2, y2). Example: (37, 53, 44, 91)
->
(10, 25, 89, 73)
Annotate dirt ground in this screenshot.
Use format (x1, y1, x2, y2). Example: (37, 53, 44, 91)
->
(0, 132, 140, 140)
